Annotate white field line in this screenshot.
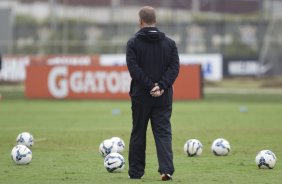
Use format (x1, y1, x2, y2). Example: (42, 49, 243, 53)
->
(205, 87, 282, 95)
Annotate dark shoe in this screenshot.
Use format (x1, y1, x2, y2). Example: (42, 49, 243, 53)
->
(161, 174, 172, 181)
(128, 175, 141, 179)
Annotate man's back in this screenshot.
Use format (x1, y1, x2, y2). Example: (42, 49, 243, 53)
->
(126, 27, 179, 105)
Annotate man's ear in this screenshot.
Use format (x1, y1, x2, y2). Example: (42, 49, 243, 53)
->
(139, 19, 143, 28)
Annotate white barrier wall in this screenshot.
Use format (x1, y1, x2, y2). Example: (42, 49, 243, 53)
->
(179, 54, 223, 81)
(100, 54, 223, 81)
(0, 54, 223, 82)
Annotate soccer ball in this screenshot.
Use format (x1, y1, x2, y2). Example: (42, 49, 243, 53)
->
(255, 150, 277, 169)
(211, 138, 231, 156)
(99, 139, 118, 157)
(16, 132, 34, 147)
(11, 145, 32, 165)
(184, 139, 203, 157)
(111, 137, 125, 153)
(104, 152, 125, 173)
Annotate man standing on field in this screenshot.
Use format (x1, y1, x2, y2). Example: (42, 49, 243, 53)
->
(126, 6, 179, 181)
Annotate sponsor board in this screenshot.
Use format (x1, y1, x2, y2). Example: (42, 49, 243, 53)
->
(179, 54, 222, 81)
(229, 61, 259, 75)
(0, 55, 99, 82)
(100, 54, 222, 81)
(1, 54, 213, 83)
(0, 56, 30, 82)
(223, 58, 260, 76)
(26, 65, 202, 100)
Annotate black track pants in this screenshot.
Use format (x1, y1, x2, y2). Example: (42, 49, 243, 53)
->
(128, 100, 174, 178)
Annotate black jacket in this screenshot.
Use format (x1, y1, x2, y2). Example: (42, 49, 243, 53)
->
(126, 27, 180, 106)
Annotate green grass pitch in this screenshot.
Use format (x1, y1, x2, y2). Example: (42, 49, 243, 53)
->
(0, 91, 282, 184)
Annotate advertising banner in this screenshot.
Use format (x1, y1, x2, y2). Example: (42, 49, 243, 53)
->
(1, 54, 212, 84)
(179, 54, 223, 81)
(0, 56, 30, 82)
(223, 58, 259, 76)
(100, 54, 222, 81)
(0, 55, 99, 82)
(26, 65, 202, 100)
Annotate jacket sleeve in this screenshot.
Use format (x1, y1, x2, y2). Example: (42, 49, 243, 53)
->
(126, 39, 154, 90)
(158, 40, 180, 90)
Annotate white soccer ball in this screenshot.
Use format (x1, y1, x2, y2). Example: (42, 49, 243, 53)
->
(99, 139, 118, 157)
(16, 132, 34, 147)
(255, 150, 277, 169)
(104, 152, 125, 173)
(11, 145, 32, 165)
(211, 138, 231, 156)
(184, 139, 203, 157)
(111, 137, 125, 153)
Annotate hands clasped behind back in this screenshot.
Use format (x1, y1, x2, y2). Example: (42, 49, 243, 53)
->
(150, 83, 164, 97)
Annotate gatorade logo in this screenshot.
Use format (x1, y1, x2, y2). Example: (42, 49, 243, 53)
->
(48, 66, 131, 98)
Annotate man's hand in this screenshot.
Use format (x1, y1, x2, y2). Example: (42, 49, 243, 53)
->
(151, 89, 164, 97)
(150, 83, 164, 97)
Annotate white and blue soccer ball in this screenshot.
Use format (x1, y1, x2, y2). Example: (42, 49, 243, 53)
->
(184, 139, 203, 157)
(255, 150, 277, 169)
(111, 137, 125, 153)
(11, 145, 32, 165)
(211, 138, 231, 156)
(99, 139, 118, 157)
(16, 132, 34, 147)
(104, 152, 125, 173)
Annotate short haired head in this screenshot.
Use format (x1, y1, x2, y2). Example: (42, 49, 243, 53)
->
(139, 6, 156, 26)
